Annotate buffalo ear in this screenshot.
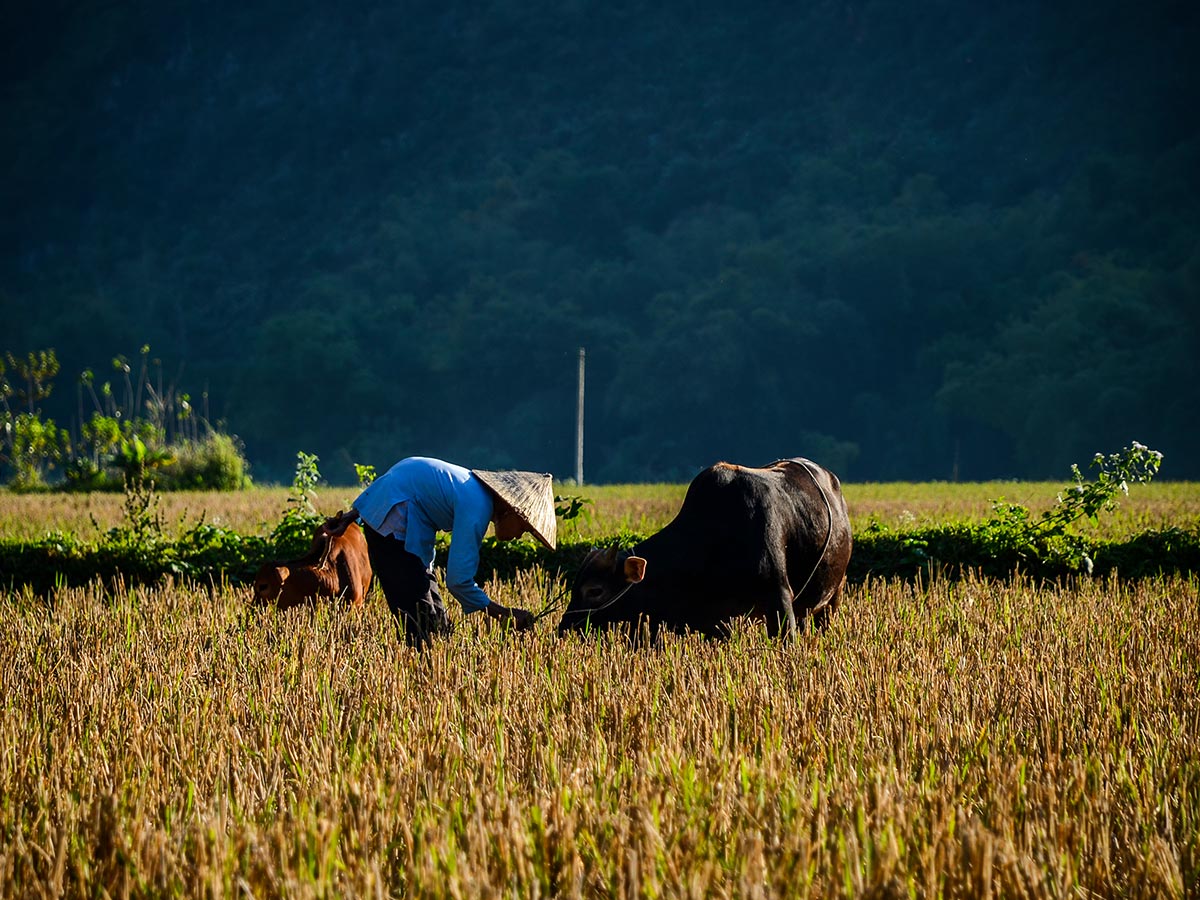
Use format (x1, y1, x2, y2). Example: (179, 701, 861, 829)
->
(623, 556, 647, 583)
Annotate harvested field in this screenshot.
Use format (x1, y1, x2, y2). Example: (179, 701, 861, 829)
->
(1, 560, 1197, 897)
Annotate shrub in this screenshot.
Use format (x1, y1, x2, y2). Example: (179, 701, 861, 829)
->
(2, 344, 252, 492)
(157, 433, 252, 491)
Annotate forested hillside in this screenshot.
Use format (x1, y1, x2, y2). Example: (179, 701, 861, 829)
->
(3, 0, 1197, 483)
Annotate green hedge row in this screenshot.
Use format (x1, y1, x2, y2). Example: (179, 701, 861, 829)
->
(0, 525, 274, 595)
(843, 522, 1200, 582)
(2, 523, 1198, 597)
(467, 525, 1200, 584)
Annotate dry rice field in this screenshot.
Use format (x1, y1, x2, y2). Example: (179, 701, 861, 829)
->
(3, 480, 1199, 542)
(1, 484, 1198, 898)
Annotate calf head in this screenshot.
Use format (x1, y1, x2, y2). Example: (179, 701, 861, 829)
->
(252, 563, 289, 606)
(557, 547, 647, 634)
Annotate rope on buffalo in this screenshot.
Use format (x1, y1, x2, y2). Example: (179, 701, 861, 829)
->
(557, 576, 639, 623)
(788, 458, 835, 608)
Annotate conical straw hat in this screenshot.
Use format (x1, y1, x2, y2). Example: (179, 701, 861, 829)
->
(471, 469, 557, 550)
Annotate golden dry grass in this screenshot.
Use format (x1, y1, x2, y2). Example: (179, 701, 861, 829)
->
(0, 487, 306, 542)
(2, 567, 1198, 898)
(3, 480, 1198, 542)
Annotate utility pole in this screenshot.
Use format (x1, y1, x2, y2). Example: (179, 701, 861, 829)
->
(575, 347, 585, 485)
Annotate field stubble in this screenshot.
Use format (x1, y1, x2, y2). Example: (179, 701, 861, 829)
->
(2, 562, 1198, 898)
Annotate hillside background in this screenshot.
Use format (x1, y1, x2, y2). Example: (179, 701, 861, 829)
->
(3, 0, 1197, 484)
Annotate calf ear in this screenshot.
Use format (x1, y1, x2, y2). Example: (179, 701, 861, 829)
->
(623, 556, 647, 583)
(275, 566, 290, 583)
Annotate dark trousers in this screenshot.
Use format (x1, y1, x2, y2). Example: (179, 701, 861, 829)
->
(363, 525, 452, 649)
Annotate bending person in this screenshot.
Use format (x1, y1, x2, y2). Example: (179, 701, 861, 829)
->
(323, 457, 555, 648)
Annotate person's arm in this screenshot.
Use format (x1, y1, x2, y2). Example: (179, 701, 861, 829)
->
(444, 513, 492, 612)
(443, 496, 535, 629)
(444, 541, 530, 628)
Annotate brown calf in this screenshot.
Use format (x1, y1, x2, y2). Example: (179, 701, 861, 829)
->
(252, 517, 372, 610)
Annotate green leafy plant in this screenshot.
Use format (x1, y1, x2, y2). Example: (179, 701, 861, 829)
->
(555, 493, 592, 522)
(988, 441, 1163, 572)
(554, 493, 594, 539)
(157, 433, 251, 491)
(1, 351, 67, 490)
(354, 463, 377, 487)
(554, 494, 592, 521)
(1, 344, 250, 492)
(844, 443, 1169, 580)
(1051, 441, 1163, 524)
(2, 349, 59, 414)
(270, 451, 324, 556)
(113, 476, 167, 546)
(2, 412, 67, 491)
(112, 433, 176, 485)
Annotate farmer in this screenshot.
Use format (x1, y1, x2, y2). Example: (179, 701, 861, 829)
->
(321, 456, 556, 648)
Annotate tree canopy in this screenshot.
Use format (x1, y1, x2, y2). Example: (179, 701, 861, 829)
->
(3, 0, 1197, 483)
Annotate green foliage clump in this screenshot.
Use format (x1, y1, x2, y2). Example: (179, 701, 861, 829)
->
(988, 441, 1163, 572)
(0, 478, 269, 592)
(0, 351, 67, 490)
(850, 442, 1172, 580)
(2, 413, 66, 492)
(156, 433, 252, 491)
(1, 345, 251, 493)
(268, 451, 325, 558)
(552, 492, 594, 542)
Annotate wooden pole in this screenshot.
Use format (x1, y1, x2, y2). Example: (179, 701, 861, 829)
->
(575, 347, 585, 485)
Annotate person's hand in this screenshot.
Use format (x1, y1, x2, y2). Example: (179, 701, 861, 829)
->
(486, 602, 535, 632)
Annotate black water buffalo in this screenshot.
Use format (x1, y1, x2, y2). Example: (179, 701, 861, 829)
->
(557, 458, 851, 640)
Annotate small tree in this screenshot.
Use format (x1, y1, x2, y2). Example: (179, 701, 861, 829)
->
(1, 351, 67, 490)
(271, 452, 325, 555)
(4, 350, 59, 414)
(3, 414, 67, 491)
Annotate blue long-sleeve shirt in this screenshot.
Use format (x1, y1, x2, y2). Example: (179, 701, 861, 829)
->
(352, 457, 494, 612)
